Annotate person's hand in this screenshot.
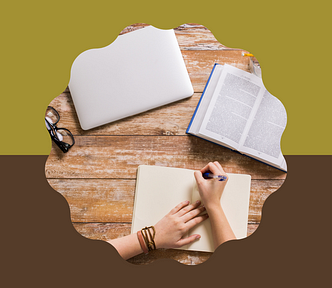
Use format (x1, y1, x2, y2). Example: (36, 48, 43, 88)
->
(153, 200, 208, 249)
(194, 161, 228, 210)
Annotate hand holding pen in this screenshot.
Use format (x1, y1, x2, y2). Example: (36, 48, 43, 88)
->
(194, 162, 235, 247)
(194, 161, 228, 209)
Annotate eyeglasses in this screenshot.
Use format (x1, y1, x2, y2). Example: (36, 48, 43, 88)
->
(45, 106, 75, 153)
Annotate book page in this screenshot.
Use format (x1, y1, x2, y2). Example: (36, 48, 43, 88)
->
(240, 89, 287, 167)
(188, 173, 251, 252)
(198, 64, 264, 150)
(187, 65, 223, 134)
(131, 165, 195, 249)
(188, 181, 214, 252)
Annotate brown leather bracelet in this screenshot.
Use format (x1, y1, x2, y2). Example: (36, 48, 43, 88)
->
(137, 230, 149, 254)
(141, 226, 156, 251)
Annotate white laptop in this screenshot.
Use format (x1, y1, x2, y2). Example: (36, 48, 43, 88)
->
(68, 25, 194, 130)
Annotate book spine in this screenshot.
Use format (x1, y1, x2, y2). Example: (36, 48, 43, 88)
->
(186, 63, 220, 134)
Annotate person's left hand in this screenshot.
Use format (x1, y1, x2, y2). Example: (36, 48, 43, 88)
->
(153, 200, 208, 249)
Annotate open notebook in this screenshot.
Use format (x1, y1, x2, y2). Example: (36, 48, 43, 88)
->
(131, 165, 251, 252)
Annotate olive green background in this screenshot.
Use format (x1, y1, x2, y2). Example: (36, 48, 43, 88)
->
(1, 0, 331, 155)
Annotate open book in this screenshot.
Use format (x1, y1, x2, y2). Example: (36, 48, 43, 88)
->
(131, 165, 251, 252)
(187, 64, 287, 171)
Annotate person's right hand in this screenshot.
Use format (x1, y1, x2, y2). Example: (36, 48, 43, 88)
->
(194, 162, 236, 247)
(194, 161, 228, 209)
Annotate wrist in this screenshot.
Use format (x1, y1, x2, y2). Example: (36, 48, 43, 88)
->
(140, 226, 157, 252)
(205, 201, 222, 212)
(153, 224, 163, 249)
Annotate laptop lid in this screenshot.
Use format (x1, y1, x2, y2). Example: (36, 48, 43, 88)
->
(68, 25, 194, 130)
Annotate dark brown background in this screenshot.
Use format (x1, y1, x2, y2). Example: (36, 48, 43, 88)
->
(1, 155, 331, 287)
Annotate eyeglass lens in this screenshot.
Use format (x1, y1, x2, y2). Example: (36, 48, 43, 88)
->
(56, 129, 74, 146)
(45, 107, 59, 125)
(45, 106, 74, 146)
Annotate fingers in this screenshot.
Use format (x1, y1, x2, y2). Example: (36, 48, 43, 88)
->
(176, 213, 210, 247)
(182, 205, 206, 223)
(169, 200, 190, 215)
(213, 161, 226, 174)
(201, 161, 227, 178)
(194, 170, 205, 185)
(201, 162, 221, 175)
(176, 200, 202, 217)
(176, 234, 202, 248)
(186, 213, 209, 230)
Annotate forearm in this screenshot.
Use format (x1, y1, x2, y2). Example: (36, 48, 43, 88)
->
(107, 201, 208, 260)
(206, 203, 236, 249)
(107, 233, 143, 260)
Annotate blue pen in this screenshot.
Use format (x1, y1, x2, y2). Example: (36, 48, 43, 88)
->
(203, 173, 227, 181)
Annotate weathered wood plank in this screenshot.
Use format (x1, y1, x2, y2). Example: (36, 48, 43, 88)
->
(119, 23, 150, 34)
(120, 23, 251, 52)
(74, 223, 131, 241)
(73, 222, 259, 265)
(128, 248, 211, 265)
(49, 92, 200, 136)
(45, 136, 287, 180)
(51, 179, 134, 222)
(49, 179, 284, 223)
(175, 24, 231, 51)
(183, 50, 250, 88)
(73, 223, 259, 241)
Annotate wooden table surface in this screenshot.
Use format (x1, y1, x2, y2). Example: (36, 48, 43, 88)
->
(45, 23, 286, 265)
